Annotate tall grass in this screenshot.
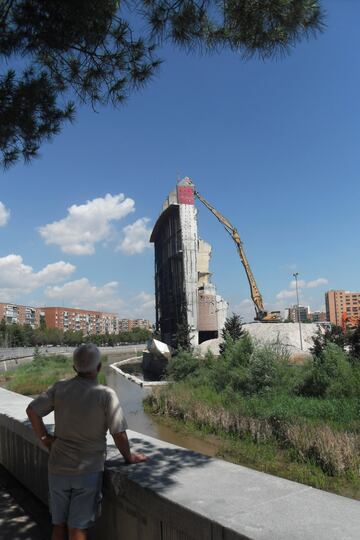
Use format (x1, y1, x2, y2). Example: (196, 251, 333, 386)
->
(1, 353, 109, 395)
(146, 335, 360, 478)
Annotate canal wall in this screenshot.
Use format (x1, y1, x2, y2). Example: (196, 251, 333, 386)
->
(110, 357, 168, 387)
(0, 386, 359, 540)
(0, 344, 144, 372)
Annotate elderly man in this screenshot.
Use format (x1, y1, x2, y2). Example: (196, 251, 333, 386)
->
(26, 343, 146, 540)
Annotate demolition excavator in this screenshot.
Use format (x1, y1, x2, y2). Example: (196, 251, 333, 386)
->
(195, 190, 281, 323)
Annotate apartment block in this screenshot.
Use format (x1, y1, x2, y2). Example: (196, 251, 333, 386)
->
(287, 305, 310, 323)
(119, 319, 153, 332)
(41, 307, 119, 335)
(325, 290, 360, 326)
(310, 311, 328, 323)
(0, 303, 41, 328)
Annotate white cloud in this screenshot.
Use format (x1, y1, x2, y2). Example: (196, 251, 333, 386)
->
(44, 278, 124, 313)
(239, 298, 253, 306)
(229, 298, 255, 322)
(276, 289, 297, 300)
(290, 279, 306, 289)
(280, 263, 297, 271)
(39, 193, 135, 255)
(0, 254, 75, 300)
(306, 278, 328, 288)
(118, 218, 152, 255)
(278, 276, 328, 302)
(133, 291, 155, 317)
(44, 279, 155, 319)
(0, 202, 10, 226)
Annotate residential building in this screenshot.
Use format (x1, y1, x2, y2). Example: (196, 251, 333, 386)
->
(0, 303, 41, 328)
(150, 178, 228, 347)
(325, 290, 360, 326)
(310, 311, 328, 323)
(41, 307, 119, 335)
(119, 319, 153, 332)
(287, 305, 310, 323)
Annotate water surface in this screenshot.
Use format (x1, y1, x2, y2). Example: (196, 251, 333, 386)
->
(105, 353, 220, 457)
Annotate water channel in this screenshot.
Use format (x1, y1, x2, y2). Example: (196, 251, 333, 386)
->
(105, 353, 220, 457)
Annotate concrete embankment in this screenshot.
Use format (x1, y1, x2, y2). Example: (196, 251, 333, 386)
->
(1, 386, 359, 540)
(0, 344, 144, 372)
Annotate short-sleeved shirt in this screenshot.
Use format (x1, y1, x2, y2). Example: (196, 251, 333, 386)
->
(29, 376, 127, 475)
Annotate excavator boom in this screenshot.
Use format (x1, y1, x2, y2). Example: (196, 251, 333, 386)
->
(195, 190, 280, 322)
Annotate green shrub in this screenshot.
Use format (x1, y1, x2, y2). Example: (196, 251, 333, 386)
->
(221, 332, 253, 367)
(297, 344, 353, 398)
(166, 351, 200, 381)
(219, 313, 244, 354)
(247, 345, 278, 394)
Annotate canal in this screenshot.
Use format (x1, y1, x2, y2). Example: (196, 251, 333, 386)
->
(105, 353, 220, 457)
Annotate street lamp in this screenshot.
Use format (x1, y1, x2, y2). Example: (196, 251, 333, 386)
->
(293, 272, 303, 351)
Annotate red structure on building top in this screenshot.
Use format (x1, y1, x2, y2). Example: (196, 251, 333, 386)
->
(177, 177, 195, 205)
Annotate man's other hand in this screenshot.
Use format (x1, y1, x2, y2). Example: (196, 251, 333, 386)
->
(42, 434, 56, 450)
(127, 452, 147, 464)
(112, 431, 148, 464)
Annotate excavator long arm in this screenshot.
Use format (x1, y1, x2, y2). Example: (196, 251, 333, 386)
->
(195, 190, 266, 320)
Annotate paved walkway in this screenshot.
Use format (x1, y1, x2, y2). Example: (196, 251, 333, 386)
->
(0, 466, 51, 540)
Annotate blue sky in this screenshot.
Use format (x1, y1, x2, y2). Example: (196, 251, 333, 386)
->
(1, 0, 359, 321)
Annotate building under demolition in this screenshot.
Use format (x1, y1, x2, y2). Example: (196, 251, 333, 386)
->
(150, 178, 228, 347)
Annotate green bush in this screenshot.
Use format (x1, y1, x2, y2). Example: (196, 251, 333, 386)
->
(247, 346, 279, 394)
(297, 344, 354, 398)
(221, 332, 253, 368)
(166, 351, 200, 381)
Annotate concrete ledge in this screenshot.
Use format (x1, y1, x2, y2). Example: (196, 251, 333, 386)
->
(110, 358, 168, 388)
(0, 387, 359, 540)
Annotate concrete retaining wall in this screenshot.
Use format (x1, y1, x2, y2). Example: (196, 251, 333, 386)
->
(110, 358, 168, 388)
(0, 344, 144, 372)
(0, 387, 359, 540)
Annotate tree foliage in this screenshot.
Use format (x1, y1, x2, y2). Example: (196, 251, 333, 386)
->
(310, 325, 345, 357)
(0, 320, 151, 347)
(348, 323, 360, 364)
(0, 0, 324, 167)
(219, 312, 244, 354)
(175, 318, 193, 352)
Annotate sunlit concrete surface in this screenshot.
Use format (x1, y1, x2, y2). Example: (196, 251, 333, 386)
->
(1, 386, 359, 540)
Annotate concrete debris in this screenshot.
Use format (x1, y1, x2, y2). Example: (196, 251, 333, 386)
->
(198, 322, 322, 357)
(142, 338, 172, 379)
(147, 338, 172, 360)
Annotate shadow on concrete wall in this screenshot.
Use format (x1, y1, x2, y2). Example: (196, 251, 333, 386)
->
(106, 436, 211, 492)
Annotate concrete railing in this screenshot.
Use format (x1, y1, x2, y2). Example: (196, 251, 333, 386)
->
(0, 386, 359, 540)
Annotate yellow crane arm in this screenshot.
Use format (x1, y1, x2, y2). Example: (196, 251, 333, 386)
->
(194, 190, 265, 319)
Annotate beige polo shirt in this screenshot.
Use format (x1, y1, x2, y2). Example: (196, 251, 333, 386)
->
(29, 376, 127, 475)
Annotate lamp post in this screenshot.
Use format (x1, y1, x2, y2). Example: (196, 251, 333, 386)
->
(293, 272, 303, 351)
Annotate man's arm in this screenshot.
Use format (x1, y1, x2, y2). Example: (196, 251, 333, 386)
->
(112, 431, 147, 464)
(26, 405, 55, 450)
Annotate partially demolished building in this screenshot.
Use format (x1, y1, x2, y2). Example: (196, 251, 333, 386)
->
(150, 178, 228, 347)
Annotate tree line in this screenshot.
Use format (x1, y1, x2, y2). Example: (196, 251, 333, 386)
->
(0, 319, 152, 347)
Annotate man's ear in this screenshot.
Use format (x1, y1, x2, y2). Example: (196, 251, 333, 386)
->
(97, 362, 102, 373)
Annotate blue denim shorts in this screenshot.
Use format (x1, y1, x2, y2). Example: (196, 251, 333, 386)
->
(48, 472, 103, 529)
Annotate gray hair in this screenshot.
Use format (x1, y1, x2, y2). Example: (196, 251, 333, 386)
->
(73, 344, 101, 373)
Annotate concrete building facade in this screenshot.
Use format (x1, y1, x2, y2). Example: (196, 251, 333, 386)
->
(310, 311, 328, 323)
(118, 319, 153, 332)
(287, 305, 310, 323)
(150, 178, 228, 347)
(325, 290, 360, 326)
(0, 303, 40, 328)
(41, 307, 119, 335)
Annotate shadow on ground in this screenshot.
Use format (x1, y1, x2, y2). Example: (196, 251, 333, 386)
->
(0, 465, 51, 540)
